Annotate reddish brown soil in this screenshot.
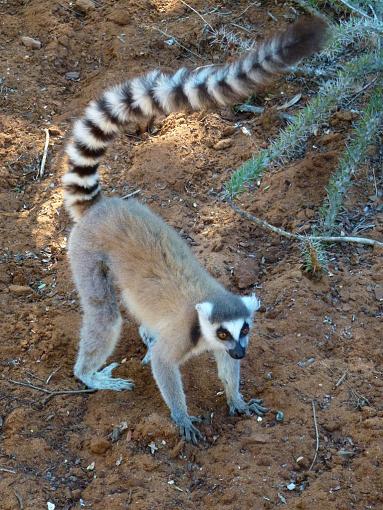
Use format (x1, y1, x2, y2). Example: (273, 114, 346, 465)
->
(1, 1, 382, 509)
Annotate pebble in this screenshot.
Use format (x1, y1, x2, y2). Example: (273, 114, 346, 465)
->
(65, 71, 80, 81)
(107, 9, 132, 25)
(244, 432, 269, 445)
(21, 36, 42, 49)
(48, 126, 63, 136)
(9, 284, 33, 294)
(213, 138, 233, 150)
(75, 0, 95, 12)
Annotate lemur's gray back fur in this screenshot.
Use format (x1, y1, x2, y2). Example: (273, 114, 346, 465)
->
(62, 16, 327, 221)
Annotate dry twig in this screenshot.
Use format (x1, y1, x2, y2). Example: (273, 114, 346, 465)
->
(179, 0, 214, 32)
(14, 490, 24, 510)
(335, 371, 348, 388)
(336, 0, 371, 18)
(151, 26, 204, 61)
(0, 467, 16, 474)
(46, 366, 61, 385)
(38, 128, 50, 179)
(227, 198, 383, 248)
(7, 378, 96, 404)
(122, 189, 141, 200)
(308, 400, 320, 471)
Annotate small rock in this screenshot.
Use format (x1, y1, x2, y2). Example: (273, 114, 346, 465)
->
(297, 357, 315, 368)
(109, 420, 128, 442)
(107, 9, 132, 25)
(48, 125, 63, 136)
(245, 433, 269, 445)
(275, 411, 284, 423)
(75, 0, 95, 12)
(89, 437, 111, 454)
(337, 449, 354, 459)
(213, 138, 233, 150)
(9, 284, 33, 295)
(21, 36, 42, 49)
(221, 126, 236, 137)
(65, 71, 80, 81)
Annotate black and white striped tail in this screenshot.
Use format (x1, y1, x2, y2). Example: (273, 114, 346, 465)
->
(63, 15, 327, 220)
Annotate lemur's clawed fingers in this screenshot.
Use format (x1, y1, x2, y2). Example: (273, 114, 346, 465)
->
(248, 401, 268, 416)
(183, 424, 203, 445)
(79, 363, 135, 392)
(228, 398, 268, 417)
(175, 416, 204, 444)
(248, 398, 263, 405)
(189, 415, 203, 424)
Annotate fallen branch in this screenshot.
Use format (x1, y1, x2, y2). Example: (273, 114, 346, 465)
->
(151, 26, 204, 61)
(14, 490, 24, 510)
(7, 378, 96, 404)
(122, 189, 141, 200)
(335, 0, 372, 18)
(38, 128, 50, 179)
(179, 0, 215, 32)
(227, 198, 383, 248)
(0, 467, 16, 474)
(309, 400, 320, 471)
(335, 370, 348, 388)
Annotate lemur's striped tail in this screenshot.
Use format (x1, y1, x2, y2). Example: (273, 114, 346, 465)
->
(63, 15, 327, 221)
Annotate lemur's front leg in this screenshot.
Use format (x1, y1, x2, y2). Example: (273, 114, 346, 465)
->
(150, 345, 203, 444)
(214, 351, 268, 416)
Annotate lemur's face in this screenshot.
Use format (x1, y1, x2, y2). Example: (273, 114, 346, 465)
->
(196, 295, 259, 359)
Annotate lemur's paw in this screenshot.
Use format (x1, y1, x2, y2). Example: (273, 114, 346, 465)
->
(229, 398, 268, 417)
(80, 363, 135, 391)
(173, 415, 204, 445)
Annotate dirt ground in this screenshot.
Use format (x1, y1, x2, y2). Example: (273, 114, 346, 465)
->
(1, 1, 382, 509)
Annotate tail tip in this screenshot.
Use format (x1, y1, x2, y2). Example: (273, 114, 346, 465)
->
(284, 14, 329, 63)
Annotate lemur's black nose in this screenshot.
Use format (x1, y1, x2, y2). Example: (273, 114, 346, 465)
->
(228, 343, 246, 360)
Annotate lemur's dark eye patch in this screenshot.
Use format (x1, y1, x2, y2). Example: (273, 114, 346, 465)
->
(240, 322, 250, 337)
(216, 327, 232, 341)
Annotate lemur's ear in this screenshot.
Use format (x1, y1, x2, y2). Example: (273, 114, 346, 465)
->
(241, 294, 260, 315)
(195, 302, 213, 320)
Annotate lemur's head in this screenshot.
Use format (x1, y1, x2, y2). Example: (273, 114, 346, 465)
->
(196, 292, 260, 359)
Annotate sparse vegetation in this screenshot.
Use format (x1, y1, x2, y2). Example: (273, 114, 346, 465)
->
(226, 0, 383, 271)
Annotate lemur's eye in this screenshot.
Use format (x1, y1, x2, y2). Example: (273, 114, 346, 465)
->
(240, 322, 250, 336)
(217, 328, 231, 340)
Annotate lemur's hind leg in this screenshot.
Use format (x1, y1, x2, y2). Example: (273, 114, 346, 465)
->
(214, 352, 267, 416)
(71, 254, 134, 391)
(138, 325, 157, 365)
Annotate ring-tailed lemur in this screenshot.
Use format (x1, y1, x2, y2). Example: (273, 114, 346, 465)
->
(63, 17, 327, 443)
